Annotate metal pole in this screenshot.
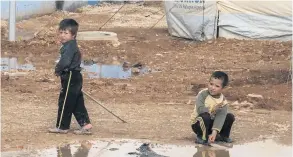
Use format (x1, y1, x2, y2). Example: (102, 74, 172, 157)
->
(9, 0, 16, 41)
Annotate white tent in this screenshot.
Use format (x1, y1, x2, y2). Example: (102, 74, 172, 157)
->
(164, 0, 292, 41)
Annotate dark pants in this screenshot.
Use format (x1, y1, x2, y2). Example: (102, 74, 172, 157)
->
(191, 113, 235, 141)
(56, 70, 91, 130)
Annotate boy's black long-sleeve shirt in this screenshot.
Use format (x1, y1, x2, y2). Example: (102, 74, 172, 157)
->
(55, 39, 82, 76)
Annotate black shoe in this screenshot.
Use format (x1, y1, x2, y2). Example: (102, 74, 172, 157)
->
(195, 136, 208, 145)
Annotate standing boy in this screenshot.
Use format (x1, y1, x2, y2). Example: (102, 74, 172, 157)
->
(49, 19, 92, 135)
(190, 71, 235, 144)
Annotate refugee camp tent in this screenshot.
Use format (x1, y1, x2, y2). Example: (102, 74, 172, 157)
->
(164, 0, 292, 41)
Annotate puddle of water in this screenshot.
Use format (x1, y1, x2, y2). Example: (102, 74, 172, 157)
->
(54, 57, 149, 79)
(81, 62, 149, 79)
(1, 57, 35, 71)
(1, 57, 148, 79)
(1, 139, 291, 157)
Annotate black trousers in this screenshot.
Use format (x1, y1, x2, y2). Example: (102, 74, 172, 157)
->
(191, 113, 235, 141)
(56, 71, 91, 130)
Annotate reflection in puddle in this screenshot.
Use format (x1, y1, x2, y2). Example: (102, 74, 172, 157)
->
(1, 139, 292, 157)
(81, 62, 149, 79)
(227, 139, 291, 157)
(194, 139, 292, 157)
(193, 148, 230, 157)
(1, 57, 35, 71)
(128, 143, 168, 157)
(56, 142, 91, 157)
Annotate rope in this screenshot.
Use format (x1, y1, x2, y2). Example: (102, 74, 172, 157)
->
(98, 4, 125, 30)
(201, 0, 206, 40)
(149, 14, 165, 29)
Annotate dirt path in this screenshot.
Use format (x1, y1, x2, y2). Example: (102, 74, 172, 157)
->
(1, 3, 292, 152)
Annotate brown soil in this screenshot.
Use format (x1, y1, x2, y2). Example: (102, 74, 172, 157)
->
(1, 3, 292, 152)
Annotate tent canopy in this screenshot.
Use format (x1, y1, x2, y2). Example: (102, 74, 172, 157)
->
(164, 0, 292, 41)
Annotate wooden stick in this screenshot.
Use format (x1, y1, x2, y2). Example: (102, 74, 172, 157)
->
(82, 90, 127, 123)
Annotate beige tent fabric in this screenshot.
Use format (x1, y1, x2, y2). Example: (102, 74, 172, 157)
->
(164, 1, 218, 41)
(217, 0, 292, 40)
(217, 0, 292, 16)
(164, 0, 292, 41)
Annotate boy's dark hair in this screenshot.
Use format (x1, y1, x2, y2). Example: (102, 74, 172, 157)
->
(210, 71, 229, 87)
(59, 18, 79, 36)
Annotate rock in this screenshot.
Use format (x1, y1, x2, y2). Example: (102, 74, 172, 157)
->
(92, 57, 100, 63)
(36, 78, 54, 82)
(112, 57, 120, 65)
(233, 106, 240, 110)
(231, 100, 254, 110)
(28, 40, 38, 45)
(240, 101, 254, 108)
(122, 62, 131, 69)
(186, 99, 192, 105)
(231, 101, 240, 106)
(247, 94, 263, 99)
(230, 101, 241, 110)
(131, 67, 140, 74)
(156, 53, 163, 57)
(112, 40, 120, 47)
(132, 62, 143, 69)
(83, 59, 95, 65)
(4, 72, 27, 77)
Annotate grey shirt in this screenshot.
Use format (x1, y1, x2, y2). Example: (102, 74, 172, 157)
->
(190, 88, 228, 132)
(55, 39, 82, 76)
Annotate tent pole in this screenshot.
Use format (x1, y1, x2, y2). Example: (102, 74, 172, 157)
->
(8, 0, 16, 41)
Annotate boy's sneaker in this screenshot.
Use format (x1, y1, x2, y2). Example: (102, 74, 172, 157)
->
(73, 128, 92, 135)
(195, 136, 208, 145)
(48, 128, 68, 134)
(216, 135, 233, 143)
(74, 124, 92, 135)
(221, 137, 233, 143)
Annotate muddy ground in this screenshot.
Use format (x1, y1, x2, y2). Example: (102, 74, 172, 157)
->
(1, 3, 292, 152)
